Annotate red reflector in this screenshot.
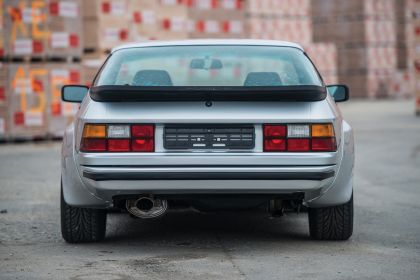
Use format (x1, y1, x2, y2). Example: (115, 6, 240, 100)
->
(263, 125, 286, 137)
(131, 125, 154, 138)
(311, 138, 336, 151)
(287, 139, 310, 152)
(108, 139, 130, 152)
(264, 138, 286, 152)
(81, 139, 106, 152)
(132, 139, 154, 152)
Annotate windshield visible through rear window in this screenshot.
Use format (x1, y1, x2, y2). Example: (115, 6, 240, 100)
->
(94, 45, 322, 87)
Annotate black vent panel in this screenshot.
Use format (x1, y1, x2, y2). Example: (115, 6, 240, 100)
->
(164, 125, 255, 150)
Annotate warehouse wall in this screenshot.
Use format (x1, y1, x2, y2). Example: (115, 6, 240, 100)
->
(0, 0, 419, 140)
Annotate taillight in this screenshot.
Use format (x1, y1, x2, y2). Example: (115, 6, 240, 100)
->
(310, 124, 336, 151)
(263, 123, 336, 152)
(80, 124, 154, 152)
(81, 124, 107, 152)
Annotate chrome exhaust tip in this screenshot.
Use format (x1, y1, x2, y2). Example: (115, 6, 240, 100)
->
(126, 196, 168, 219)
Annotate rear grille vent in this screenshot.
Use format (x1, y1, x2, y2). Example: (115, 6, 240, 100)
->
(164, 125, 255, 150)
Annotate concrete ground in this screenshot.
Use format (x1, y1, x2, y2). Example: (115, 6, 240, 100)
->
(0, 100, 419, 280)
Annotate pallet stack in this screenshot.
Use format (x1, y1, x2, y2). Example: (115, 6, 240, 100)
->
(247, 0, 312, 44)
(0, 0, 82, 140)
(311, 0, 416, 98)
(247, 0, 338, 84)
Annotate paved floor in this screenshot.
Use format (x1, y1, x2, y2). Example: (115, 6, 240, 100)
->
(0, 100, 419, 280)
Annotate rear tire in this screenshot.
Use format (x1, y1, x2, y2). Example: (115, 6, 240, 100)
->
(308, 194, 353, 240)
(61, 187, 107, 243)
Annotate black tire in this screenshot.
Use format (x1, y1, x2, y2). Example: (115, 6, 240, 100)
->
(61, 187, 107, 243)
(308, 194, 353, 240)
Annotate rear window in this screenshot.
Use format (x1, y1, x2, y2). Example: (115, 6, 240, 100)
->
(94, 45, 322, 87)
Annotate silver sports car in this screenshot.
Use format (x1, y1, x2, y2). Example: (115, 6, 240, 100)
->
(61, 40, 354, 243)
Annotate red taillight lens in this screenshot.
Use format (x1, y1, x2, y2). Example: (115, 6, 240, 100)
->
(108, 139, 130, 152)
(264, 138, 286, 151)
(131, 125, 154, 152)
(264, 125, 286, 137)
(287, 139, 310, 152)
(81, 138, 106, 152)
(311, 138, 336, 151)
(263, 125, 287, 152)
(132, 125, 154, 138)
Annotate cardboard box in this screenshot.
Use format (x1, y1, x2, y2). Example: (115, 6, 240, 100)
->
(83, 0, 130, 51)
(45, 0, 83, 58)
(129, 0, 159, 41)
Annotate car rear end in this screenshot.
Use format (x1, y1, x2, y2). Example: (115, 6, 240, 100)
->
(61, 41, 354, 242)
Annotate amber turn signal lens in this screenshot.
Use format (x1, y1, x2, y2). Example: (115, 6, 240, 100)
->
(311, 124, 334, 137)
(82, 124, 106, 138)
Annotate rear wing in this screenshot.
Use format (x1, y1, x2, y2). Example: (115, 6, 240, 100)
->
(89, 85, 327, 102)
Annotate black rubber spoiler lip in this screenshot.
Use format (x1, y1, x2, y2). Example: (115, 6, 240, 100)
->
(89, 85, 327, 102)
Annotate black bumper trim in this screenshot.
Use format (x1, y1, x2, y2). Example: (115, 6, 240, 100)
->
(83, 171, 335, 181)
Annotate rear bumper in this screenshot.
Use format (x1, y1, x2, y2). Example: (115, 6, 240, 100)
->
(82, 166, 335, 181)
(74, 165, 336, 206)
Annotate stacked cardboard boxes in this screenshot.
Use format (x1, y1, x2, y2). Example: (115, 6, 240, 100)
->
(188, 0, 246, 39)
(7, 63, 49, 139)
(247, 0, 312, 44)
(3, 0, 49, 59)
(155, 0, 189, 40)
(83, 0, 130, 52)
(46, 0, 83, 58)
(247, 0, 338, 84)
(129, 0, 160, 41)
(311, 0, 413, 98)
(1, 0, 83, 140)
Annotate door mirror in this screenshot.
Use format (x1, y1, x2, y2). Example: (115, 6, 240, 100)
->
(61, 85, 89, 103)
(326, 84, 349, 102)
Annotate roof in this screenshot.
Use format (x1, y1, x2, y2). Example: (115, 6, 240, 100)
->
(111, 39, 304, 53)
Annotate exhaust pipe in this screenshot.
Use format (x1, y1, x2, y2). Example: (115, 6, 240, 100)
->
(126, 196, 168, 219)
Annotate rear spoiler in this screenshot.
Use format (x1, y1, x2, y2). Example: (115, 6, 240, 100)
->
(89, 85, 327, 102)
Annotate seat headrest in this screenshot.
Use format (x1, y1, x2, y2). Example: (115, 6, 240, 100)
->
(244, 72, 283, 86)
(132, 70, 173, 86)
